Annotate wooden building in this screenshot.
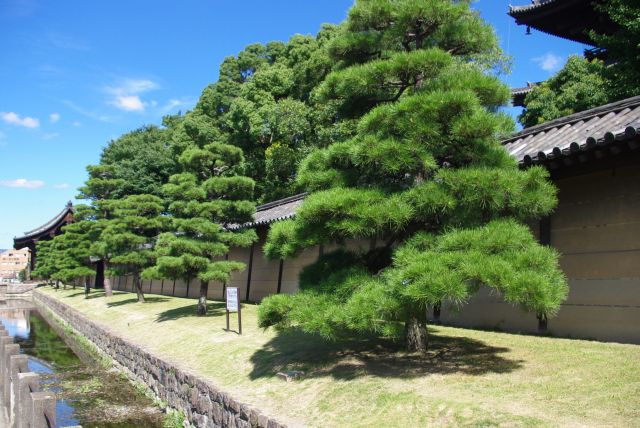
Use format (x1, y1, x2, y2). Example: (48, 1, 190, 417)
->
(508, 0, 614, 46)
(13, 202, 74, 271)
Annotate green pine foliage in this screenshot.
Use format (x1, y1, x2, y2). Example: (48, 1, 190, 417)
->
(31, 240, 56, 282)
(144, 141, 257, 315)
(100, 195, 169, 302)
(36, 205, 99, 287)
(259, 0, 567, 352)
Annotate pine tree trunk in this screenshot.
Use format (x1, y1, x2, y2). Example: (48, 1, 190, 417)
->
(55, 280, 60, 290)
(134, 271, 145, 303)
(197, 280, 209, 316)
(84, 275, 90, 298)
(537, 313, 548, 333)
(405, 314, 428, 353)
(432, 302, 442, 324)
(94, 260, 104, 289)
(103, 260, 113, 297)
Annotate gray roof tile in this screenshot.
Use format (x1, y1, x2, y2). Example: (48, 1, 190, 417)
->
(14, 202, 74, 241)
(228, 193, 306, 230)
(503, 95, 640, 165)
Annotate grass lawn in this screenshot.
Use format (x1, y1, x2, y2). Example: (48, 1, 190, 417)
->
(40, 287, 639, 427)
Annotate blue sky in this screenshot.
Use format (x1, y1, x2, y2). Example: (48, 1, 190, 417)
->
(0, 0, 589, 249)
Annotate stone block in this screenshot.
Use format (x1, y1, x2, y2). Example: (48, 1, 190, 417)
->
(30, 390, 56, 428)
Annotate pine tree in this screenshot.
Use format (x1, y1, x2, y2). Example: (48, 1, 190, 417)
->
(77, 165, 125, 297)
(145, 142, 257, 315)
(259, 0, 567, 352)
(31, 240, 56, 285)
(46, 208, 98, 291)
(100, 195, 168, 302)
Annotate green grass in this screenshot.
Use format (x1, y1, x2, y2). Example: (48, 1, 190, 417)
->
(40, 287, 640, 427)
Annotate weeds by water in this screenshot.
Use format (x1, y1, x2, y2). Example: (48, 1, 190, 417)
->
(33, 304, 186, 427)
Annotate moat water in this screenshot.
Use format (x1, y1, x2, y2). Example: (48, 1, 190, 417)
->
(0, 299, 166, 427)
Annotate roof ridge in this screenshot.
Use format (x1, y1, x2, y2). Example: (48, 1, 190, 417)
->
(503, 95, 640, 144)
(256, 193, 307, 212)
(17, 204, 74, 239)
(509, 0, 560, 15)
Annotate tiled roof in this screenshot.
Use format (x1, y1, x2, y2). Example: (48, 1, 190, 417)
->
(15, 202, 74, 241)
(229, 193, 306, 230)
(509, 0, 559, 15)
(511, 83, 539, 107)
(503, 95, 640, 166)
(508, 0, 604, 46)
(511, 83, 538, 97)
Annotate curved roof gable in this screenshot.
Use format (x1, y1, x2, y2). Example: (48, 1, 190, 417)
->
(14, 202, 74, 246)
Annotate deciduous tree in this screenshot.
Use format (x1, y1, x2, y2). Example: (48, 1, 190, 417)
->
(519, 56, 609, 127)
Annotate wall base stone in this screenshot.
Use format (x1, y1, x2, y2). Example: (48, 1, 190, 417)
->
(33, 289, 286, 428)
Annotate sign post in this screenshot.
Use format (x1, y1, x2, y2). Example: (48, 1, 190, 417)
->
(225, 287, 241, 334)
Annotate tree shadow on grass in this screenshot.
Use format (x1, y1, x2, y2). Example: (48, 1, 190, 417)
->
(106, 296, 170, 308)
(155, 301, 227, 322)
(250, 327, 523, 381)
(63, 291, 106, 300)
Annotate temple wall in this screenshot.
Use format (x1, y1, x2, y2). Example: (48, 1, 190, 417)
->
(442, 162, 640, 344)
(107, 233, 370, 303)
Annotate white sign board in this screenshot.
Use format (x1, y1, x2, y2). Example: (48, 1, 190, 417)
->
(226, 287, 239, 312)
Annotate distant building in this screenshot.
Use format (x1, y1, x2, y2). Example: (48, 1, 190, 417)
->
(0, 248, 31, 283)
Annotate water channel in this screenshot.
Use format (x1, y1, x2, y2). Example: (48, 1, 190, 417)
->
(0, 298, 167, 427)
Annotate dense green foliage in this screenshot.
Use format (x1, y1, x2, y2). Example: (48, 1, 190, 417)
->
(518, 56, 609, 128)
(32, 205, 98, 286)
(259, 0, 567, 351)
(592, 0, 640, 100)
(99, 125, 178, 198)
(100, 195, 168, 302)
(182, 25, 346, 202)
(143, 138, 257, 314)
(519, 0, 640, 127)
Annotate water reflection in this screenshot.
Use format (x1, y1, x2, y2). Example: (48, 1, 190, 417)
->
(0, 299, 165, 427)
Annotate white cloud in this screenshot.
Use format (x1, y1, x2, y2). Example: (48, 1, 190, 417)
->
(0, 179, 45, 189)
(105, 78, 159, 112)
(53, 183, 69, 189)
(1, 112, 39, 128)
(42, 132, 59, 140)
(532, 53, 564, 73)
(118, 79, 158, 94)
(49, 113, 60, 123)
(72, 121, 82, 127)
(110, 95, 145, 112)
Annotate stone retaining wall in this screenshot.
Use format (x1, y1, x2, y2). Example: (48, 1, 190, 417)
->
(33, 289, 285, 428)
